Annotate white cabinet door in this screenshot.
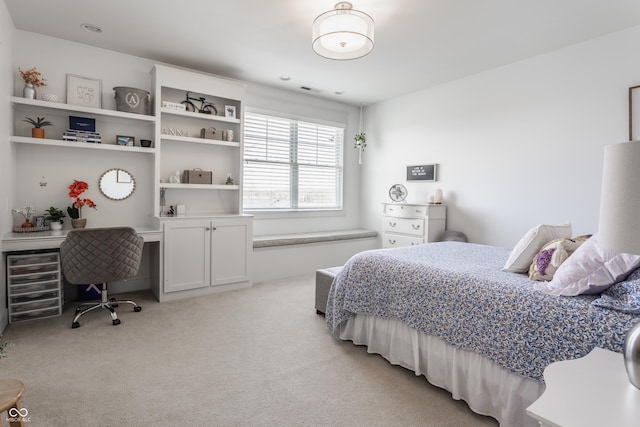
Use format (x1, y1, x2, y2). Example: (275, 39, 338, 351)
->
(164, 220, 211, 293)
(211, 218, 251, 286)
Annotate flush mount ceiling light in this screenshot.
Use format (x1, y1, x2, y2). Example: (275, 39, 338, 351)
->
(81, 23, 103, 33)
(312, 2, 374, 60)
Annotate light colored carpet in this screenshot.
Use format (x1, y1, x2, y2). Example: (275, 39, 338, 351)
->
(1, 275, 498, 426)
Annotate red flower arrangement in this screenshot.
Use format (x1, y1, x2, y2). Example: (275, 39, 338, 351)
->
(67, 180, 97, 219)
(18, 67, 47, 87)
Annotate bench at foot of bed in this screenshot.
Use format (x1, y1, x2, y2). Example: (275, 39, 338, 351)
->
(315, 266, 342, 315)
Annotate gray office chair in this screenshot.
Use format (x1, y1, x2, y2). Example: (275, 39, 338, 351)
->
(60, 227, 144, 328)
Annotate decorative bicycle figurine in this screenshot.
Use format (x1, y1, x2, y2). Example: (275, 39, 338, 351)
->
(181, 91, 218, 115)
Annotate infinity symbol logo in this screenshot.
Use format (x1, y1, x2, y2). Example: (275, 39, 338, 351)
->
(8, 407, 28, 418)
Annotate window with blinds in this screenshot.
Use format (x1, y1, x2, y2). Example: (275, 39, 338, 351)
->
(243, 111, 344, 211)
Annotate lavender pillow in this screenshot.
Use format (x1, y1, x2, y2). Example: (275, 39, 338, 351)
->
(534, 234, 640, 296)
(528, 236, 588, 281)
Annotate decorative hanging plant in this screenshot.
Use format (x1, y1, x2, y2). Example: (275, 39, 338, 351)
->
(354, 132, 366, 151)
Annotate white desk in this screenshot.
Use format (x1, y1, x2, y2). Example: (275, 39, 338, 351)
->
(526, 348, 640, 427)
(2, 226, 163, 303)
(2, 226, 162, 252)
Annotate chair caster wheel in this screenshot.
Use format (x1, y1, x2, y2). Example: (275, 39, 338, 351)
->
(75, 307, 82, 314)
(112, 319, 121, 326)
(134, 306, 142, 312)
(72, 322, 80, 329)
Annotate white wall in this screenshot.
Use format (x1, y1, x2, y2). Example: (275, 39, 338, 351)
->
(10, 31, 361, 233)
(7, 31, 367, 285)
(0, 1, 15, 331)
(361, 25, 640, 249)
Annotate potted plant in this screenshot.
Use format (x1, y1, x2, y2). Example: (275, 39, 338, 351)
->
(45, 206, 65, 230)
(23, 116, 52, 139)
(67, 180, 97, 228)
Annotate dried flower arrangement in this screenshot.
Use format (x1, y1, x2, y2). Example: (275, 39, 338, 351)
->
(18, 67, 47, 87)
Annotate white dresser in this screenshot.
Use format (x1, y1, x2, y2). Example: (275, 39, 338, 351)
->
(382, 203, 446, 248)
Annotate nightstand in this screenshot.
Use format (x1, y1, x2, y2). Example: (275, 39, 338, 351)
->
(382, 203, 446, 248)
(526, 348, 640, 427)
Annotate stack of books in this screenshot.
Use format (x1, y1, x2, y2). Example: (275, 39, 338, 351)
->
(62, 129, 102, 143)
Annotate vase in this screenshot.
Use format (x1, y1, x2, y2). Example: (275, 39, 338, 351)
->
(71, 218, 87, 229)
(624, 321, 640, 389)
(21, 219, 33, 229)
(23, 83, 36, 99)
(32, 128, 45, 138)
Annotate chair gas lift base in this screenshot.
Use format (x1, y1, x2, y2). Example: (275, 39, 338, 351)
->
(71, 283, 142, 328)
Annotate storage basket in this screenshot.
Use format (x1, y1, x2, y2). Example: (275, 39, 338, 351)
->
(113, 86, 150, 115)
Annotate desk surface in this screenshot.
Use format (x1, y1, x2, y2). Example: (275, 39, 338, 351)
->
(526, 348, 640, 427)
(2, 226, 162, 252)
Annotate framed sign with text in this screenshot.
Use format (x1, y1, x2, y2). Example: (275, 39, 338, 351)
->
(407, 164, 437, 181)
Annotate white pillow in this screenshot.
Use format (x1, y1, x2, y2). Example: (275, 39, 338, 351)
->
(502, 223, 572, 273)
(533, 234, 640, 296)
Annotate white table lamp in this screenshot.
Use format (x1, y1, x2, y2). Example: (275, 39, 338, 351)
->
(598, 140, 640, 389)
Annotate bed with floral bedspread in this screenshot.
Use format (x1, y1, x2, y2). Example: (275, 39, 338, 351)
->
(326, 241, 638, 382)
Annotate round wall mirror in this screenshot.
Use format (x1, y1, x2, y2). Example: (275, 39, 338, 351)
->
(99, 168, 136, 200)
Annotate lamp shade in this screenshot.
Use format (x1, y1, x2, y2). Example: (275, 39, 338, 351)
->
(312, 2, 374, 60)
(598, 141, 640, 255)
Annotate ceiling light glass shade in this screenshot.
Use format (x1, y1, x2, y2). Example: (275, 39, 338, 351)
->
(312, 2, 374, 60)
(598, 141, 640, 255)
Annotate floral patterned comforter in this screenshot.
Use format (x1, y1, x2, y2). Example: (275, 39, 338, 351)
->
(326, 242, 638, 381)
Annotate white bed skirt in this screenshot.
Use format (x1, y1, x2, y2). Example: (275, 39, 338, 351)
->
(338, 315, 545, 427)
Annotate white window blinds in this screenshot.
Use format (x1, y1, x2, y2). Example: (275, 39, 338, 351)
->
(243, 112, 344, 211)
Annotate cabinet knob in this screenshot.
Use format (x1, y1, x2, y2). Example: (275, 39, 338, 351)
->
(412, 224, 421, 230)
(205, 228, 211, 231)
(388, 222, 397, 227)
(388, 239, 396, 245)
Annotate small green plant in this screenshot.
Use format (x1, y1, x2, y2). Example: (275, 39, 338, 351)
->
(354, 132, 366, 151)
(45, 206, 65, 224)
(23, 116, 52, 128)
(0, 335, 10, 359)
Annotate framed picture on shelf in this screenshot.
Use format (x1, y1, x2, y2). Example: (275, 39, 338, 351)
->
(225, 105, 236, 119)
(117, 135, 135, 146)
(34, 216, 45, 229)
(67, 74, 102, 108)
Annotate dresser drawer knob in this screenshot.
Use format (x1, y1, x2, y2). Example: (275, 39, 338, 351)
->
(412, 224, 421, 230)
(388, 222, 397, 227)
(388, 239, 396, 245)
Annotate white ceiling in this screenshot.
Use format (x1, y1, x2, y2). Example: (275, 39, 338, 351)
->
(5, 0, 640, 106)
